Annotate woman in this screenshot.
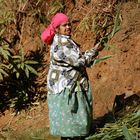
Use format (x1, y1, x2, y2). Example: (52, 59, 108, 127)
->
(41, 13, 104, 140)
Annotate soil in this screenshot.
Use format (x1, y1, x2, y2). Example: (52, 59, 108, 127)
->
(0, 0, 140, 140)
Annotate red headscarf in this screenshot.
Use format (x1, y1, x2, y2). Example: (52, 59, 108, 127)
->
(41, 13, 69, 45)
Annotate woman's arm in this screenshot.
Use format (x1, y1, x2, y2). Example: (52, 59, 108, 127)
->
(83, 43, 104, 66)
(52, 42, 102, 67)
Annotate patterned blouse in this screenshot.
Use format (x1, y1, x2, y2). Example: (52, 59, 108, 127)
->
(47, 34, 98, 94)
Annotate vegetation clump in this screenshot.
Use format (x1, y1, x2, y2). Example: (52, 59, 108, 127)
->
(87, 103, 140, 140)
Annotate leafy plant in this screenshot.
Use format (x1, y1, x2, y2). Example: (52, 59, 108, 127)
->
(0, 30, 11, 80)
(86, 106, 140, 140)
(87, 2, 121, 53)
(122, 125, 135, 140)
(0, 64, 9, 80)
(48, 0, 65, 16)
(30, 127, 49, 139)
(78, 17, 91, 33)
(0, 127, 57, 140)
(9, 47, 38, 79)
(0, 0, 15, 25)
(97, 4, 121, 49)
(0, 45, 11, 60)
(93, 55, 112, 65)
(93, 13, 113, 37)
(110, 3, 121, 38)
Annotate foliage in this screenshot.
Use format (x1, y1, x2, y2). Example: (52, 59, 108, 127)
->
(0, 126, 58, 140)
(111, 3, 121, 38)
(86, 105, 140, 140)
(0, 0, 45, 112)
(91, 2, 121, 64)
(0, 44, 10, 80)
(0, 46, 39, 111)
(9, 48, 38, 79)
(0, 45, 38, 80)
(79, 17, 91, 32)
(47, 0, 65, 16)
(0, 63, 9, 80)
(93, 55, 113, 65)
(94, 4, 121, 49)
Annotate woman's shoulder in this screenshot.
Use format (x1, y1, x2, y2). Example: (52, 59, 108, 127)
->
(53, 34, 81, 49)
(53, 34, 71, 46)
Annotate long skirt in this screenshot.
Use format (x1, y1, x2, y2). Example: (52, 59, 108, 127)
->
(47, 87, 93, 137)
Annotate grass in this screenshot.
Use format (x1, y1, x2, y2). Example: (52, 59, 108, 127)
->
(0, 127, 59, 140)
(86, 104, 140, 140)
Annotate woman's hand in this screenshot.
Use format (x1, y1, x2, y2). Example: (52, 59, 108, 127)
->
(94, 43, 105, 52)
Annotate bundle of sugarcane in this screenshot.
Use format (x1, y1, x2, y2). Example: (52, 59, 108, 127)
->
(86, 105, 140, 140)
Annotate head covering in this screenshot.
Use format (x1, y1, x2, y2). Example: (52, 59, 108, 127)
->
(41, 13, 69, 45)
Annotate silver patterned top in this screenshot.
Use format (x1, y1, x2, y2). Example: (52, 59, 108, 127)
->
(47, 34, 98, 94)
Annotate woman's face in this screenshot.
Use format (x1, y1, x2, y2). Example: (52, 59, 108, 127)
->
(57, 21, 72, 36)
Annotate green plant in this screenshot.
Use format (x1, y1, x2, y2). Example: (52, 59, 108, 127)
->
(0, 0, 15, 25)
(0, 46, 39, 110)
(9, 47, 38, 79)
(0, 63, 9, 80)
(0, 127, 58, 140)
(93, 55, 112, 65)
(123, 125, 135, 140)
(0, 44, 11, 60)
(78, 17, 91, 33)
(95, 4, 121, 49)
(86, 106, 140, 140)
(48, 0, 65, 16)
(30, 127, 48, 139)
(111, 3, 121, 38)
(0, 29, 11, 80)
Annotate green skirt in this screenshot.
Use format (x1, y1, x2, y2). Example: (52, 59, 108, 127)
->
(47, 87, 93, 137)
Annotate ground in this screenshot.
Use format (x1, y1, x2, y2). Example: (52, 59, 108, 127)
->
(0, 0, 140, 140)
